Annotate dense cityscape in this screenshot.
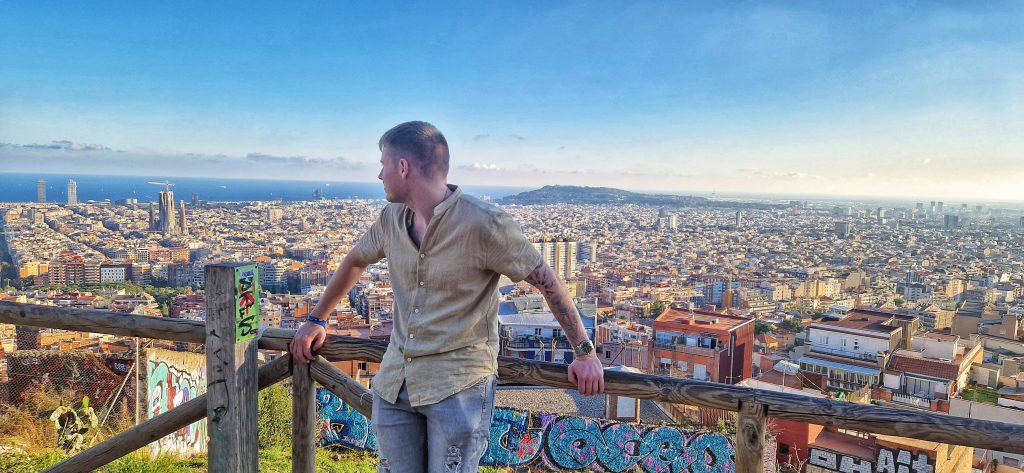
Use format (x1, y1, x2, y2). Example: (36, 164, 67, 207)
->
(1, 177, 1023, 472)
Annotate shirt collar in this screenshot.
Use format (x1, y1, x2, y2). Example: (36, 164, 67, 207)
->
(432, 184, 462, 218)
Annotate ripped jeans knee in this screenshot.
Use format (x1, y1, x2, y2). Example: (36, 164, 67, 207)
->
(444, 445, 463, 473)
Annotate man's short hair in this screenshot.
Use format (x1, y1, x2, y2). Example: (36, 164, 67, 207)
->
(378, 121, 450, 179)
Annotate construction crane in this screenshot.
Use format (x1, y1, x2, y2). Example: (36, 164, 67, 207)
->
(147, 180, 175, 192)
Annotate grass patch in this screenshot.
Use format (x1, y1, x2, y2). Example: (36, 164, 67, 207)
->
(961, 385, 999, 404)
(0, 447, 534, 472)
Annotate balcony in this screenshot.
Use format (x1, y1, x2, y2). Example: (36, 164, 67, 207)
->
(826, 378, 870, 392)
(891, 393, 932, 409)
(504, 337, 572, 350)
(504, 339, 541, 349)
(654, 341, 719, 357)
(809, 346, 880, 362)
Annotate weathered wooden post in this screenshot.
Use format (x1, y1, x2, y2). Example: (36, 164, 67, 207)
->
(292, 357, 316, 472)
(205, 263, 261, 472)
(736, 401, 767, 473)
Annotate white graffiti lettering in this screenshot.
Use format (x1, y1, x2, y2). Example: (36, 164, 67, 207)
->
(809, 447, 933, 473)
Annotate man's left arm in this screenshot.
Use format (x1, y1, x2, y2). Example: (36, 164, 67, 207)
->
(524, 262, 605, 396)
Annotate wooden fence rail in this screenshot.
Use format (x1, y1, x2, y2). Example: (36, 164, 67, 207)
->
(0, 300, 1022, 457)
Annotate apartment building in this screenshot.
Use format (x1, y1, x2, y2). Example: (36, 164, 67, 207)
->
(799, 309, 913, 393)
(650, 308, 754, 384)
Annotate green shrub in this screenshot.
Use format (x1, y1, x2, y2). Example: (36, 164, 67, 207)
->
(258, 383, 293, 449)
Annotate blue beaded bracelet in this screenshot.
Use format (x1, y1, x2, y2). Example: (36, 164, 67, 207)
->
(306, 315, 328, 327)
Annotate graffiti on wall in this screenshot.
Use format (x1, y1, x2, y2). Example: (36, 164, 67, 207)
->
(316, 388, 740, 472)
(146, 349, 207, 457)
(316, 388, 378, 450)
(6, 350, 133, 411)
(808, 447, 934, 473)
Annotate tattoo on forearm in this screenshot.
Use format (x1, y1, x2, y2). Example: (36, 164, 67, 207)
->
(526, 265, 586, 344)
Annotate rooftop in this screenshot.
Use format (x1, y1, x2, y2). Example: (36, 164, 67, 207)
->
(887, 350, 961, 380)
(654, 308, 752, 332)
(813, 309, 902, 333)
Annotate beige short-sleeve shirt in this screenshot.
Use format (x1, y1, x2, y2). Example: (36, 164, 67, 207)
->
(350, 185, 542, 407)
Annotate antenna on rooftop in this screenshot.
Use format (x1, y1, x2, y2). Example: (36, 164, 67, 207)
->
(147, 180, 175, 192)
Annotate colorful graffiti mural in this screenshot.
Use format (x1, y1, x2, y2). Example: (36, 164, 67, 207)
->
(316, 388, 378, 451)
(316, 388, 743, 472)
(146, 348, 207, 457)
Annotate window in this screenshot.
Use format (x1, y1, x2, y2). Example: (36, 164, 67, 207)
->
(357, 362, 367, 371)
(605, 350, 611, 358)
(534, 328, 542, 336)
(778, 444, 790, 455)
(553, 329, 562, 338)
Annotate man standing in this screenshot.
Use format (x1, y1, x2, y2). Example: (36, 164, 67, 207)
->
(290, 121, 604, 472)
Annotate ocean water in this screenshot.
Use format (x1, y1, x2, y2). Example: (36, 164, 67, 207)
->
(0, 173, 529, 203)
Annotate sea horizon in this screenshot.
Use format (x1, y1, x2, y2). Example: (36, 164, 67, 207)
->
(3, 172, 1023, 211)
(0, 172, 530, 204)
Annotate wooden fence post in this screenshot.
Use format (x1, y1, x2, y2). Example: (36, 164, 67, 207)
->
(292, 358, 316, 472)
(736, 401, 767, 473)
(205, 263, 261, 473)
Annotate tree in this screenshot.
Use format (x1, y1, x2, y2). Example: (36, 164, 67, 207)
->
(779, 318, 804, 333)
(755, 321, 775, 335)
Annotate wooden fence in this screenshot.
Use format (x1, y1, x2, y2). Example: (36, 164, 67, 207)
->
(0, 263, 1022, 472)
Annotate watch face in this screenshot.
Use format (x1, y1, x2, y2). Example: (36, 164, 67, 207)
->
(577, 341, 593, 355)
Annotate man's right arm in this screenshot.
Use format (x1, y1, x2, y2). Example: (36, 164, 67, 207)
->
(290, 251, 371, 363)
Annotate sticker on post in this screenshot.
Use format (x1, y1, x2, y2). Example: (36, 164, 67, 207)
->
(234, 265, 260, 342)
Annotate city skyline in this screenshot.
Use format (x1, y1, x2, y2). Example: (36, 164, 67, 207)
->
(2, 2, 1023, 201)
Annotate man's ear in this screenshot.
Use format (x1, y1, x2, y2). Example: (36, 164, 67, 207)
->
(398, 158, 410, 178)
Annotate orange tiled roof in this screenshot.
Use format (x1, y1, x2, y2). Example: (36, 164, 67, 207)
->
(887, 354, 960, 380)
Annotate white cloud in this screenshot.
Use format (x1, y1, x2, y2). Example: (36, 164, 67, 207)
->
(461, 162, 501, 172)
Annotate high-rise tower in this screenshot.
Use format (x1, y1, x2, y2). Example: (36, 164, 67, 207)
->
(37, 179, 46, 203)
(178, 200, 188, 235)
(148, 202, 158, 230)
(532, 238, 578, 280)
(67, 179, 78, 205)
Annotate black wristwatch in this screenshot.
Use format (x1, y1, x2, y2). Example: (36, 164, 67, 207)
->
(573, 340, 595, 358)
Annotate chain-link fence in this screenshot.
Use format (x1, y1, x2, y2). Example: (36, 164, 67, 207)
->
(0, 325, 208, 458)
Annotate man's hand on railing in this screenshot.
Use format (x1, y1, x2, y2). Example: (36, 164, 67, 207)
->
(568, 354, 605, 396)
(291, 322, 326, 364)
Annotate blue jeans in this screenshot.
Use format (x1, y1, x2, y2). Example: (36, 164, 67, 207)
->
(373, 375, 496, 473)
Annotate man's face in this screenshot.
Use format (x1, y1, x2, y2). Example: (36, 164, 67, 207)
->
(378, 146, 404, 203)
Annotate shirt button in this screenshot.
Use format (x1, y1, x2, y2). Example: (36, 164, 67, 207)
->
(420, 253, 425, 258)
(409, 333, 415, 339)
(406, 357, 412, 362)
(419, 281, 424, 286)
(414, 308, 420, 313)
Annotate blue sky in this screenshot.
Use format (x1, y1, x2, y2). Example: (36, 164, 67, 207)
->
(2, 1, 1023, 200)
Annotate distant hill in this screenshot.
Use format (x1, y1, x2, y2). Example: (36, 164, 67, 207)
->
(498, 185, 708, 206)
(498, 185, 788, 210)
